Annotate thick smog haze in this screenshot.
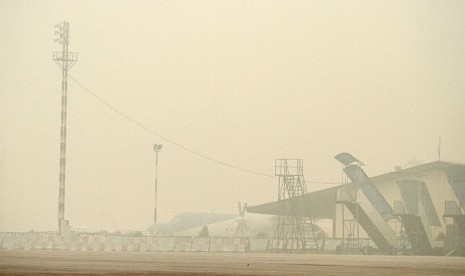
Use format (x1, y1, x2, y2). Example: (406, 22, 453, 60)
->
(1, 0, 464, 233)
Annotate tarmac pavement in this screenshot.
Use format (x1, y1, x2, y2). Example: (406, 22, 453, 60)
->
(1, 250, 464, 275)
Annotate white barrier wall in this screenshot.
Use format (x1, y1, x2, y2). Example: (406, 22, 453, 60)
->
(174, 237, 192, 252)
(192, 237, 210, 252)
(249, 238, 268, 251)
(0, 233, 268, 253)
(122, 236, 140, 252)
(2, 236, 14, 250)
(232, 238, 248, 252)
(157, 236, 176, 252)
(210, 237, 247, 252)
(148, 237, 158, 252)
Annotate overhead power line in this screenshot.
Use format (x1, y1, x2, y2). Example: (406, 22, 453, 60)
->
(69, 74, 276, 178)
(68, 74, 342, 185)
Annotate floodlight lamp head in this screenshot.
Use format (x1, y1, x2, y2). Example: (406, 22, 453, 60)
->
(54, 22, 68, 45)
(153, 144, 163, 152)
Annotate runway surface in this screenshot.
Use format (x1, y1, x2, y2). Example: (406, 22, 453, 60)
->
(1, 250, 464, 276)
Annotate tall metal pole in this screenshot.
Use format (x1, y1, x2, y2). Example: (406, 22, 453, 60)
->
(153, 144, 163, 230)
(53, 21, 77, 235)
(155, 150, 158, 225)
(0, 151, 5, 232)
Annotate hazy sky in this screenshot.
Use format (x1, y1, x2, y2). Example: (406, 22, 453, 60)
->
(1, 0, 464, 232)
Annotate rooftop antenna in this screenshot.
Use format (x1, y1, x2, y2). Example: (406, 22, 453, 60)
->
(53, 21, 78, 235)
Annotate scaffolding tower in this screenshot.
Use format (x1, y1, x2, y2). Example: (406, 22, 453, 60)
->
(270, 159, 319, 252)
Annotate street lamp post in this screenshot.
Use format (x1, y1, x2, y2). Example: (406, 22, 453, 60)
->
(153, 144, 163, 230)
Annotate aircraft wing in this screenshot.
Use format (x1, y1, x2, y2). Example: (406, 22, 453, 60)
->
(247, 187, 338, 219)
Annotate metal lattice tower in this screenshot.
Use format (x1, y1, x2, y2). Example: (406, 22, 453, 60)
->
(53, 21, 78, 235)
(270, 159, 319, 252)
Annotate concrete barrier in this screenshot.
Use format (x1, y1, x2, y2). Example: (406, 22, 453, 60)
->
(0, 233, 262, 253)
(110, 236, 123, 251)
(122, 236, 141, 252)
(208, 237, 248, 252)
(138, 236, 150, 252)
(132, 237, 142, 252)
(90, 236, 106, 251)
(192, 237, 210, 252)
(148, 237, 158, 252)
(53, 236, 69, 250)
(84, 236, 93, 251)
(71, 235, 88, 251)
(249, 238, 269, 251)
(40, 236, 54, 250)
(34, 235, 44, 250)
(104, 236, 113, 252)
(24, 235, 37, 250)
(69, 235, 79, 251)
(157, 236, 175, 252)
(121, 236, 131, 251)
(231, 237, 247, 253)
(210, 237, 231, 252)
(1, 236, 14, 250)
(173, 237, 192, 252)
(13, 237, 26, 250)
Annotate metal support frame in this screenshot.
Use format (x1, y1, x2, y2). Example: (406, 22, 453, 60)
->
(53, 21, 78, 235)
(270, 159, 319, 253)
(336, 166, 362, 254)
(443, 202, 465, 255)
(396, 180, 436, 255)
(393, 201, 412, 254)
(444, 167, 465, 255)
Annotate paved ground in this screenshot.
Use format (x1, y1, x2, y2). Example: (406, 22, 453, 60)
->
(0, 250, 464, 276)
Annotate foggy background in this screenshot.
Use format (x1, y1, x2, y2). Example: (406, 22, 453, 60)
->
(1, 0, 464, 232)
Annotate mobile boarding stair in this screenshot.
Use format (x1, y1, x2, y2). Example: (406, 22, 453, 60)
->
(335, 153, 397, 254)
(394, 179, 442, 255)
(443, 166, 465, 256)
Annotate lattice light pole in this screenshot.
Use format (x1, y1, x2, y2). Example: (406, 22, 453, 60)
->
(53, 21, 78, 235)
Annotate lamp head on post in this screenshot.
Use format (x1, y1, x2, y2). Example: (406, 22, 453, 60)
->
(54, 22, 69, 46)
(153, 144, 163, 152)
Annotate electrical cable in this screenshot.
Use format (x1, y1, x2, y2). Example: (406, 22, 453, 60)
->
(69, 74, 276, 178)
(68, 74, 342, 185)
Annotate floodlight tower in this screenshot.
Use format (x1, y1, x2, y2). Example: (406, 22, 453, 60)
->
(153, 144, 163, 229)
(53, 21, 78, 235)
